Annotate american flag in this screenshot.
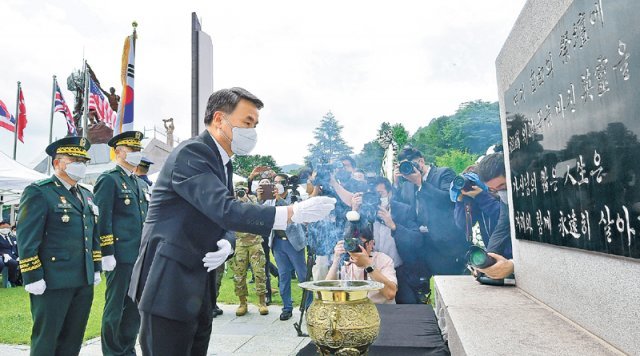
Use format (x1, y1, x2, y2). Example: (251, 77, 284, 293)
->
(88, 77, 116, 129)
(54, 81, 77, 135)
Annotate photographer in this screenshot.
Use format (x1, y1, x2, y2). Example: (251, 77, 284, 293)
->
(452, 166, 502, 250)
(355, 177, 432, 304)
(257, 178, 310, 321)
(395, 147, 470, 275)
(326, 224, 397, 304)
(475, 153, 513, 259)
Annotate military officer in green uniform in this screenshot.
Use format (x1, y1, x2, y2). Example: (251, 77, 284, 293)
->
(95, 131, 149, 356)
(232, 185, 268, 316)
(17, 137, 102, 356)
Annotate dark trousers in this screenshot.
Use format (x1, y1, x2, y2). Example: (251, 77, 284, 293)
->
(395, 265, 428, 304)
(139, 272, 214, 356)
(0, 258, 19, 284)
(102, 263, 140, 356)
(29, 285, 93, 356)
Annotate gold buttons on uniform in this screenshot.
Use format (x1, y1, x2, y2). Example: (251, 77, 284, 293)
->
(51, 257, 56, 261)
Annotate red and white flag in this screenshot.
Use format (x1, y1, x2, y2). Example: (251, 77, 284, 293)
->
(16, 87, 27, 142)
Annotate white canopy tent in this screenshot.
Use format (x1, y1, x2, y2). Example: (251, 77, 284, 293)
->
(0, 152, 48, 205)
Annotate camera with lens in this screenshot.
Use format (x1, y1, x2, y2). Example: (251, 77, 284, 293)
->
(343, 235, 365, 253)
(466, 246, 516, 286)
(452, 175, 474, 192)
(359, 190, 381, 224)
(314, 160, 343, 189)
(235, 188, 247, 198)
(399, 160, 420, 175)
(286, 175, 301, 203)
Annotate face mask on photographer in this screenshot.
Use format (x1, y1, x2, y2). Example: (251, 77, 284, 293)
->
(380, 196, 390, 208)
(221, 115, 257, 156)
(0, 228, 10, 235)
(275, 183, 285, 195)
(498, 190, 508, 204)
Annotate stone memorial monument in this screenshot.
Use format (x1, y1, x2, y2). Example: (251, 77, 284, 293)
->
(435, 1, 639, 354)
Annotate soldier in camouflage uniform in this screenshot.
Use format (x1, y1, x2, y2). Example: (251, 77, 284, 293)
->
(232, 185, 268, 316)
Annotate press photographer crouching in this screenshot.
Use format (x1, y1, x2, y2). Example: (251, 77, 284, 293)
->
(326, 222, 397, 304)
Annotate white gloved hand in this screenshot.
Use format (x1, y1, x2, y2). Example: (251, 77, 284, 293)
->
(94, 272, 102, 286)
(25, 279, 47, 295)
(102, 255, 117, 271)
(2, 254, 10, 263)
(203, 240, 233, 272)
(291, 196, 337, 224)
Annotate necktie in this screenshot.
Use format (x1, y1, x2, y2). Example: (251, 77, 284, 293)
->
(225, 161, 233, 194)
(70, 186, 83, 207)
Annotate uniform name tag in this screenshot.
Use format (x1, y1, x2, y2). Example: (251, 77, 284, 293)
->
(57, 203, 73, 209)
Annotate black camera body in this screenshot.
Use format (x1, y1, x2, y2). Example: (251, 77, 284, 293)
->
(452, 175, 474, 192)
(343, 236, 365, 253)
(314, 161, 343, 190)
(235, 188, 246, 198)
(399, 160, 420, 175)
(359, 191, 381, 224)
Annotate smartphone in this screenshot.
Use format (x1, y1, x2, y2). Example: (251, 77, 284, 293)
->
(260, 183, 275, 200)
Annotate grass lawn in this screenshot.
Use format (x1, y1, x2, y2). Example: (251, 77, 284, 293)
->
(0, 266, 298, 346)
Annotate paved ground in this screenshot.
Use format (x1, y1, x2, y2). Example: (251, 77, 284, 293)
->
(0, 304, 312, 355)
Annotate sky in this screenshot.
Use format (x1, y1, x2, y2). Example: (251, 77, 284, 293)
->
(0, 0, 526, 168)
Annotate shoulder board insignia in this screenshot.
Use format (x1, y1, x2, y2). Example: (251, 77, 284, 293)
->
(34, 178, 53, 186)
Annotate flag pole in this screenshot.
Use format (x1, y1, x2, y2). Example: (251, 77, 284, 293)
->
(12, 81, 21, 160)
(47, 76, 57, 174)
(82, 60, 89, 138)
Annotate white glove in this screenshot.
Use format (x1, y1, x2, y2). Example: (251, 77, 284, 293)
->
(203, 240, 233, 272)
(25, 279, 47, 295)
(2, 254, 10, 263)
(94, 272, 102, 285)
(291, 196, 337, 224)
(102, 255, 117, 271)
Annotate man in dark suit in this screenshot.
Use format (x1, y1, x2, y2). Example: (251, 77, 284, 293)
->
(395, 147, 470, 276)
(129, 87, 336, 356)
(17, 137, 102, 356)
(95, 130, 150, 356)
(0, 220, 19, 286)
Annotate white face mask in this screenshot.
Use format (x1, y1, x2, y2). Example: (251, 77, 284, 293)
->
(125, 151, 143, 166)
(222, 116, 257, 156)
(65, 162, 87, 181)
(380, 196, 390, 207)
(0, 228, 10, 235)
(276, 183, 285, 195)
(498, 190, 508, 204)
(251, 181, 259, 193)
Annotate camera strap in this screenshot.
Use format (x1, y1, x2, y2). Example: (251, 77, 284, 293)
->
(464, 202, 473, 242)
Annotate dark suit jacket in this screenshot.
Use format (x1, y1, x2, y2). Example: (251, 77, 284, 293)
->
(0, 233, 18, 258)
(129, 131, 276, 322)
(396, 166, 470, 274)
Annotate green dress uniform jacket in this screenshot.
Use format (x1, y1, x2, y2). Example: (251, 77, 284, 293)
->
(94, 165, 149, 262)
(94, 165, 149, 356)
(17, 175, 101, 356)
(17, 175, 101, 287)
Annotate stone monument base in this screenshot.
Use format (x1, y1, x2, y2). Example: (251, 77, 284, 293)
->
(434, 276, 623, 355)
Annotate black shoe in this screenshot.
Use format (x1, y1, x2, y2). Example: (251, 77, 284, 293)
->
(213, 305, 223, 317)
(265, 295, 272, 306)
(280, 310, 292, 321)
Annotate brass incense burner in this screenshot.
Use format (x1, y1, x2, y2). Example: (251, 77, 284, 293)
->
(299, 280, 384, 355)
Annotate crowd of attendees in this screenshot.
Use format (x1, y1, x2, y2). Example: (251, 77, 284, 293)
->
(226, 145, 513, 319)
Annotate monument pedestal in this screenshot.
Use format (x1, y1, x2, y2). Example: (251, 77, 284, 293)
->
(434, 276, 622, 355)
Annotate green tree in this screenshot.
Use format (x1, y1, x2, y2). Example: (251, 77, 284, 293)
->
(434, 150, 478, 174)
(305, 112, 353, 167)
(233, 154, 281, 178)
